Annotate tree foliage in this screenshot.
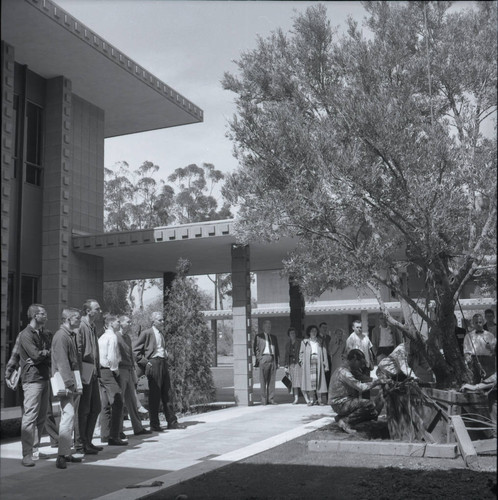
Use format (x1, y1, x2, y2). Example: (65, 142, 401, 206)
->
(163, 259, 216, 411)
(222, 2, 497, 386)
(168, 163, 232, 223)
(103, 281, 130, 315)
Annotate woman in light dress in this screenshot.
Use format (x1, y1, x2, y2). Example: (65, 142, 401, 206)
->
(299, 325, 329, 406)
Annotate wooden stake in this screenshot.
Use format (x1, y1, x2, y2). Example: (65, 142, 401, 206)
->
(451, 415, 478, 468)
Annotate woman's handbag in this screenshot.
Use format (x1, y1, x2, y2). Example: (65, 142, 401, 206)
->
(281, 375, 292, 393)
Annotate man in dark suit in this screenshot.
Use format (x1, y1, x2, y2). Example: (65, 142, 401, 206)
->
(253, 319, 280, 405)
(75, 299, 103, 455)
(133, 311, 185, 431)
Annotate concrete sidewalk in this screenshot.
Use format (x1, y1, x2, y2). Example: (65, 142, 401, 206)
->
(0, 403, 334, 500)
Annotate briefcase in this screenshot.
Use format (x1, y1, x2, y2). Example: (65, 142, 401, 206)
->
(281, 375, 292, 393)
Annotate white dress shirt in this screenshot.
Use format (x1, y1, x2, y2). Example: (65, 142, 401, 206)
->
(152, 326, 167, 359)
(98, 328, 121, 372)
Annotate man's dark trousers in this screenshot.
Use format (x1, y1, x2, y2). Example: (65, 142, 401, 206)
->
(259, 354, 276, 404)
(147, 358, 177, 428)
(99, 368, 123, 440)
(77, 376, 101, 450)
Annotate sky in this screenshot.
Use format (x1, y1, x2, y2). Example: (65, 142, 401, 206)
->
(56, 0, 369, 183)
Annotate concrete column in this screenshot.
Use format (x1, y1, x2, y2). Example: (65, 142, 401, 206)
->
(211, 319, 218, 367)
(361, 310, 369, 335)
(1, 42, 15, 404)
(231, 244, 253, 406)
(41, 76, 72, 333)
(289, 276, 305, 336)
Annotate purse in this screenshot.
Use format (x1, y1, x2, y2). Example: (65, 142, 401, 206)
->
(281, 374, 292, 393)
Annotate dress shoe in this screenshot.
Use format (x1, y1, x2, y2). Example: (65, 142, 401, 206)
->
(22, 455, 35, 467)
(83, 447, 98, 455)
(56, 456, 67, 469)
(64, 455, 82, 463)
(168, 422, 186, 430)
(89, 443, 104, 451)
(107, 438, 128, 446)
(150, 426, 165, 432)
(134, 428, 153, 436)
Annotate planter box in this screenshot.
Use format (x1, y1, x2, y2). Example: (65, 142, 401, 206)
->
(422, 388, 491, 443)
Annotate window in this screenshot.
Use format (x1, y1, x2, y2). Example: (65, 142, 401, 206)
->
(25, 102, 43, 186)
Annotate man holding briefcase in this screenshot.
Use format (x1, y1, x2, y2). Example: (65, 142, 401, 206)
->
(51, 308, 84, 469)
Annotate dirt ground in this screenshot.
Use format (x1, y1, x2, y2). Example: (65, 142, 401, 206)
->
(146, 418, 497, 500)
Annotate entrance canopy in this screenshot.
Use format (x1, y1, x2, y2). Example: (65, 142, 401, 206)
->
(2, 0, 203, 137)
(72, 220, 297, 280)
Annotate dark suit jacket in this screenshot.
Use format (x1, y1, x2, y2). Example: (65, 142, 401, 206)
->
(254, 333, 279, 365)
(133, 327, 165, 370)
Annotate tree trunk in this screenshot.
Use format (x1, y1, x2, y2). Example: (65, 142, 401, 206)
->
(397, 295, 455, 388)
(128, 281, 137, 311)
(138, 279, 146, 310)
(428, 291, 472, 387)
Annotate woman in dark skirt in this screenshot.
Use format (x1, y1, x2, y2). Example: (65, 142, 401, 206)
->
(284, 327, 303, 404)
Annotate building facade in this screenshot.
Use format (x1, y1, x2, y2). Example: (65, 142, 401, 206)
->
(1, 0, 203, 407)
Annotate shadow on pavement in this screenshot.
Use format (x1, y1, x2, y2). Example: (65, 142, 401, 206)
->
(0, 458, 171, 500)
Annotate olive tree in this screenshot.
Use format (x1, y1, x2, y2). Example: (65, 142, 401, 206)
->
(222, 2, 497, 386)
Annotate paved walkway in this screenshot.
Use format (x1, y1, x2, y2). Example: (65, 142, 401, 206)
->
(0, 403, 334, 500)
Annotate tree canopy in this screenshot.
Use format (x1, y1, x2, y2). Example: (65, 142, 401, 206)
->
(222, 1, 497, 386)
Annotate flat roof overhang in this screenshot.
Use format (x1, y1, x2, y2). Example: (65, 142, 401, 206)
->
(1, 0, 203, 137)
(72, 220, 298, 281)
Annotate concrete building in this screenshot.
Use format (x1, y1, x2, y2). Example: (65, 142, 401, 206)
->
(1, 0, 203, 407)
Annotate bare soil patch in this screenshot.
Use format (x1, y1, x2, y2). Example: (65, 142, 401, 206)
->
(146, 420, 497, 500)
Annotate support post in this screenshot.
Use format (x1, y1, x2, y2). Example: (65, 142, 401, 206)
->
(361, 310, 369, 335)
(231, 244, 252, 406)
(211, 319, 218, 367)
(289, 276, 305, 336)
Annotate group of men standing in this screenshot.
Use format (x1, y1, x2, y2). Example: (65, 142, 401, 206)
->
(6, 301, 184, 469)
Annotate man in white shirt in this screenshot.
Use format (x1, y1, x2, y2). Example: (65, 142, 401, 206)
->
(134, 311, 186, 431)
(98, 315, 127, 446)
(464, 313, 496, 383)
(346, 320, 375, 375)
